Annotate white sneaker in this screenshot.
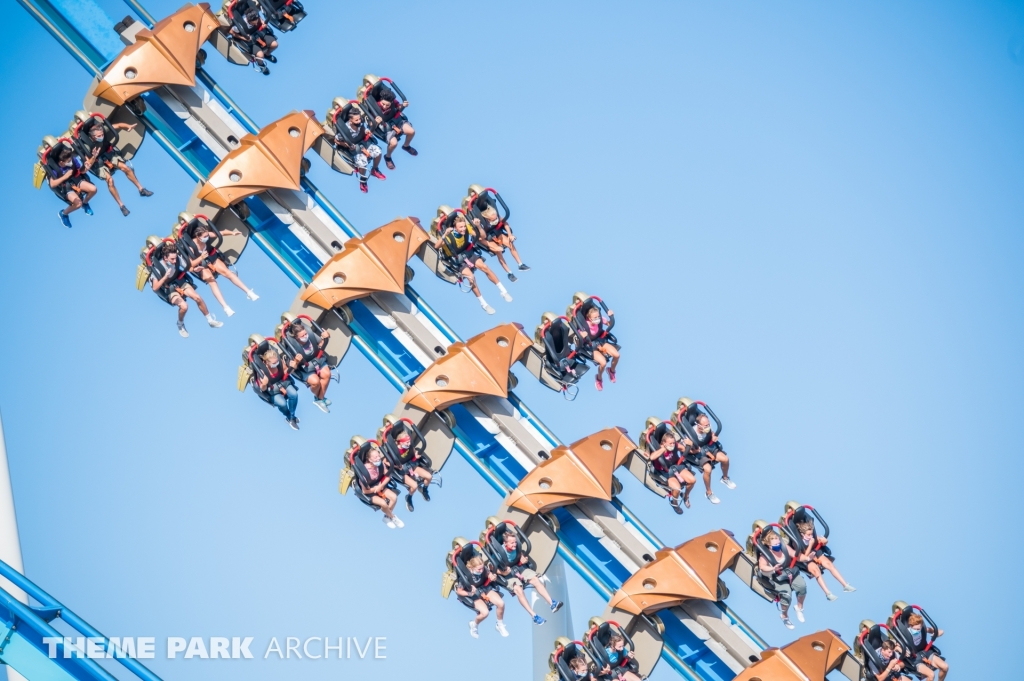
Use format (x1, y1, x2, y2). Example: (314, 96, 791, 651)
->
(469, 621, 479, 639)
(481, 303, 495, 314)
(720, 476, 737, 490)
(706, 491, 721, 504)
(177, 322, 189, 338)
(207, 315, 223, 328)
(314, 399, 329, 413)
(246, 290, 259, 301)
(392, 515, 405, 528)
(224, 306, 235, 317)
(500, 291, 513, 303)
(843, 585, 857, 593)
(495, 621, 509, 637)
(795, 605, 805, 623)
(383, 515, 397, 529)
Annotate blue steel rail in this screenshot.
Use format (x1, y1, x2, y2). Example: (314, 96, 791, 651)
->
(17, 1, 769, 679)
(0, 558, 162, 680)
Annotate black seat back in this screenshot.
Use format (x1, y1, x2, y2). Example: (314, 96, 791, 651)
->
(585, 621, 634, 671)
(483, 521, 532, 571)
(555, 643, 589, 681)
(382, 418, 429, 470)
(859, 624, 894, 675)
(891, 605, 938, 657)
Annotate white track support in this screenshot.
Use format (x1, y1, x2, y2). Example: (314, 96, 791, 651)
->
(532, 555, 572, 681)
(0, 410, 27, 681)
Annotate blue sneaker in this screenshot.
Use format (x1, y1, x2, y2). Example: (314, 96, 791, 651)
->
(551, 600, 564, 613)
(57, 209, 72, 228)
(82, 203, 93, 216)
(532, 615, 545, 626)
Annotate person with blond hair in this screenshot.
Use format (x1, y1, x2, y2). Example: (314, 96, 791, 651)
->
(794, 519, 855, 600)
(358, 444, 401, 528)
(757, 530, 806, 630)
(457, 554, 507, 639)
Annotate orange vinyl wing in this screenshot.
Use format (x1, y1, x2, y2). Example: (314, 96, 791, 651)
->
(401, 324, 533, 412)
(196, 111, 326, 207)
(94, 4, 221, 106)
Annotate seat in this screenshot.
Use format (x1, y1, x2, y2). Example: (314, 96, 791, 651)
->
(747, 521, 795, 603)
(358, 76, 408, 143)
(258, 0, 306, 31)
(890, 604, 942, 666)
(481, 520, 533, 578)
(552, 641, 594, 681)
(447, 541, 494, 610)
(585, 620, 638, 677)
(71, 114, 120, 179)
(346, 439, 397, 509)
(568, 295, 618, 361)
(380, 417, 433, 473)
(244, 336, 290, 403)
(464, 186, 510, 240)
(672, 398, 722, 444)
(39, 138, 82, 204)
(781, 504, 835, 570)
(641, 420, 690, 490)
(142, 237, 196, 305)
(538, 316, 588, 387)
(858, 623, 900, 679)
(278, 314, 329, 368)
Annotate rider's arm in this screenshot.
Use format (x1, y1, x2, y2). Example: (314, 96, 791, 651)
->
(433, 228, 451, 250)
(48, 168, 73, 188)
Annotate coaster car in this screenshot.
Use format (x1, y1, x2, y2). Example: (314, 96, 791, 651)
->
(745, 519, 799, 604)
(240, 335, 293, 404)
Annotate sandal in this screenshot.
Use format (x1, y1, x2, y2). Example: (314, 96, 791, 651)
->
(401, 144, 418, 156)
(384, 156, 395, 170)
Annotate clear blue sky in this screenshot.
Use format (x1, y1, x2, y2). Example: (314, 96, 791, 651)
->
(2, 0, 1022, 678)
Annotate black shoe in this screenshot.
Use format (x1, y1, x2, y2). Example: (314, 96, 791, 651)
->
(421, 486, 431, 502)
(265, 54, 277, 63)
(405, 494, 415, 512)
(120, 205, 130, 216)
(507, 272, 517, 282)
(518, 263, 530, 271)
(259, 63, 270, 75)
(139, 188, 154, 197)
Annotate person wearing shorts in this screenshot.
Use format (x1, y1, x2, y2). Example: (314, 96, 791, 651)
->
(495, 529, 562, 626)
(335, 108, 384, 192)
(756, 530, 807, 630)
(149, 242, 223, 337)
(81, 119, 153, 216)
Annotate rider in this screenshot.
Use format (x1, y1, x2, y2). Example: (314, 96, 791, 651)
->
(367, 85, 416, 169)
(648, 428, 697, 515)
(905, 613, 948, 681)
(335, 107, 385, 193)
(456, 555, 507, 639)
(866, 641, 912, 681)
(793, 518, 855, 601)
(494, 529, 563, 626)
(80, 118, 153, 216)
(182, 222, 258, 317)
(691, 413, 734, 504)
(434, 212, 511, 314)
(469, 191, 529, 282)
(254, 347, 299, 429)
(595, 634, 641, 681)
(756, 530, 807, 630)
(580, 304, 619, 391)
(149, 242, 223, 337)
(229, 6, 278, 75)
(50, 147, 97, 228)
(390, 429, 433, 512)
(568, 656, 596, 681)
(358, 444, 402, 529)
(284, 321, 332, 413)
